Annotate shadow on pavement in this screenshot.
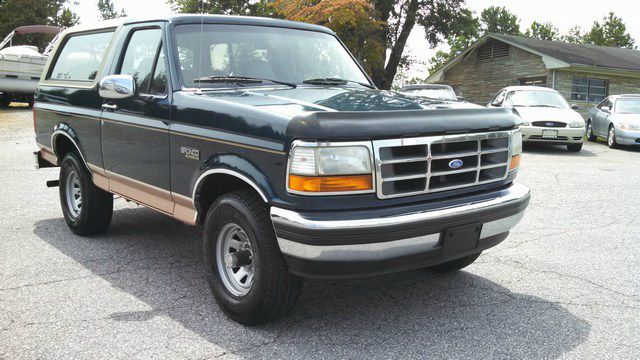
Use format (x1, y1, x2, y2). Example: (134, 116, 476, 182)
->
(34, 207, 590, 358)
(523, 143, 597, 157)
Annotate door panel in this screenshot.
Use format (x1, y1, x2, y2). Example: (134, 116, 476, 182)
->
(100, 26, 173, 213)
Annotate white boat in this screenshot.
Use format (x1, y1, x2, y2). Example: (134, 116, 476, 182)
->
(0, 25, 62, 107)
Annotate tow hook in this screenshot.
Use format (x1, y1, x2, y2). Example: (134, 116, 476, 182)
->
(46, 180, 59, 188)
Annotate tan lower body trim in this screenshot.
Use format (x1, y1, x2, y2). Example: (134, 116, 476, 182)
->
(88, 164, 109, 191)
(39, 146, 58, 165)
(173, 192, 198, 225)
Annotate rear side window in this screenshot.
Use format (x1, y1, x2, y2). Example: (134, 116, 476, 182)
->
(118, 28, 162, 94)
(48, 31, 114, 81)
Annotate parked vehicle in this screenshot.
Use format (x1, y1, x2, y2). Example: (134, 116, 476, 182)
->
(488, 86, 585, 152)
(0, 25, 62, 107)
(587, 94, 640, 148)
(34, 15, 530, 325)
(399, 84, 483, 109)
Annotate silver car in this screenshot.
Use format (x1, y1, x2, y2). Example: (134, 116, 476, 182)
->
(488, 86, 585, 152)
(587, 94, 640, 148)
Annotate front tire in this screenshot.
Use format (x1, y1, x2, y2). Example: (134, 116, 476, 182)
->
(59, 152, 113, 236)
(607, 125, 618, 149)
(428, 253, 481, 273)
(586, 121, 597, 141)
(203, 190, 302, 325)
(567, 143, 583, 152)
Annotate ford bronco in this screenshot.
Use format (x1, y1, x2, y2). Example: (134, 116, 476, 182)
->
(34, 15, 530, 325)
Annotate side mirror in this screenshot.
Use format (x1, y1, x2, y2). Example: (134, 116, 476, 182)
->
(99, 74, 136, 99)
(601, 106, 610, 113)
(571, 104, 580, 110)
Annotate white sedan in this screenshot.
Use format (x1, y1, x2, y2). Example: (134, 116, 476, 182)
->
(488, 86, 585, 152)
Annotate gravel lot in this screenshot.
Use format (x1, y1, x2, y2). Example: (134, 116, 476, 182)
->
(1, 105, 639, 359)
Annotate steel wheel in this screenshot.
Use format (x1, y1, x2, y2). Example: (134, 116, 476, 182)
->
(64, 170, 82, 218)
(216, 223, 255, 297)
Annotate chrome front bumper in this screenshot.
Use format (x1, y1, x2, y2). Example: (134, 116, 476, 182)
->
(270, 181, 530, 279)
(521, 126, 585, 144)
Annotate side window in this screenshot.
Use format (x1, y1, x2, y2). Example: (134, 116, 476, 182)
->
(119, 28, 162, 94)
(493, 90, 506, 105)
(596, 98, 608, 109)
(48, 31, 114, 81)
(148, 45, 167, 95)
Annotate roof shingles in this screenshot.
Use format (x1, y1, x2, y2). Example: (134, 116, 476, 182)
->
(492, 34, 640, 72)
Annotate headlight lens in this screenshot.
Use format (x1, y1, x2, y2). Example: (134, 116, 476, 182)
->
(510, 130, 522, 172)
(288, 144, 373, 194)
(619, 123, 640, 130)
(569, 118, 585, 128)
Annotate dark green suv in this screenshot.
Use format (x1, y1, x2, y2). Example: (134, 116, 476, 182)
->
(34, 15, 530, 325)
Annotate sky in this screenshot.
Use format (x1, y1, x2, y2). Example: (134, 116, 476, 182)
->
(74, 0, 640, 78)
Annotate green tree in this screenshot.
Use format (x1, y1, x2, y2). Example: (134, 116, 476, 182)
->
(524, 21, 559, 40)
(98, 0, 126, 20)
(480, 6, 520, 35)
(562, 25, 584, 44)
(0, 0, 79, 51)
(582, 12, 635, 48)
(167, 0, 265, 15)
(427, 10, 479, 72)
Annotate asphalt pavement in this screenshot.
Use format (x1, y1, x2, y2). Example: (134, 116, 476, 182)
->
(1, 105, 639, 359)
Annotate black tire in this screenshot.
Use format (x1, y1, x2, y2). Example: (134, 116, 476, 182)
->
(203, 189, 302, 325)
(607, 125, 619, 149)
(428, 253, 481, 273)
(567, 143, 582, 152)
(59, 152, 113, 236)
(0, 99, 9, 108)
(586, 121, 597, 141)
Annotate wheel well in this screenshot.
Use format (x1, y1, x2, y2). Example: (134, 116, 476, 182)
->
(53, 134, 79, 165)
(195, 173, 265, 221)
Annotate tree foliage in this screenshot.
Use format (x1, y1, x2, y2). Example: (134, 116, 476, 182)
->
(98, 0, 126, 20)
(582, 12, 635, 48)
(270, 0, 384, 76)
(480, 6, 520, 36)
(0, 0, 79, 51)
(524, 21, 559, 41)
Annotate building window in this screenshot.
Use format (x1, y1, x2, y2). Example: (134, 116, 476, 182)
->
(571, 77, 608, 102)
(477, 40, 510, 61)
(518, 76, 547, 86)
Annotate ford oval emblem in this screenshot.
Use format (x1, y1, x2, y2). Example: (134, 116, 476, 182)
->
(448, 159, 464, 169)
(545, 122, 555, 127)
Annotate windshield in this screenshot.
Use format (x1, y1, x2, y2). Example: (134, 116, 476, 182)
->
(173, 24, 370, 89)
(403, 88, 456, 101)
(505, 90, 569, 109)
(615, 98, 640, 114)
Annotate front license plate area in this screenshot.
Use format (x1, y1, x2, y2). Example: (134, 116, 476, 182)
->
(542, 130, 558, 138)
(441, 224, 482, 257)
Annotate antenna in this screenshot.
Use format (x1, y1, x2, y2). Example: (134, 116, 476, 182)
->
(196, 0, 205, 93)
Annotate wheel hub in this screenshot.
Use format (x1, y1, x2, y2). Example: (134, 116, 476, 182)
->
(65, 170, 82, 218)
(216, 223, 255, 297)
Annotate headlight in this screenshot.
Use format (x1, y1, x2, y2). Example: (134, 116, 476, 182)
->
(287, 142, 374, 194)
(619, 123, 640, 130)
(569, 118, 585, 128)
(509, 130, 522, 172)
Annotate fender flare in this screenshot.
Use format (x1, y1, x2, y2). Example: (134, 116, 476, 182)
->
(192, 154, 275, 209)
(50, 123, 90, 170)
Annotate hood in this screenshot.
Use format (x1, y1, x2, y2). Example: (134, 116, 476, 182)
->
(513, 106, 583, 124)
(199, 86, 425, 118)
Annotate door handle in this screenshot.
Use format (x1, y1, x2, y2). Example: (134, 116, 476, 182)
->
(102, 103, 118, 111)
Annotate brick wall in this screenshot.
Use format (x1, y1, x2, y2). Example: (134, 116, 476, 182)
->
(441, 45, 551, 105)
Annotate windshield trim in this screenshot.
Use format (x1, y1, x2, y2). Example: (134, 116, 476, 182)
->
(170, 23, 375, 91)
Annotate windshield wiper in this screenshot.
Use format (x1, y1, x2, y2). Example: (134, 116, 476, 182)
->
(529, 104, 561, 108)
(303, 77, 375, 89)
(194, 76, 296, 88)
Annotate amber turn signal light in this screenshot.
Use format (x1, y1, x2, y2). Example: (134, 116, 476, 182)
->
(289, 174, 373, 193)
(509, 154, 521, 171)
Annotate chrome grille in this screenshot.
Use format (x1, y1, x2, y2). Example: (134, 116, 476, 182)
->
(373, 131, 512, 199)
